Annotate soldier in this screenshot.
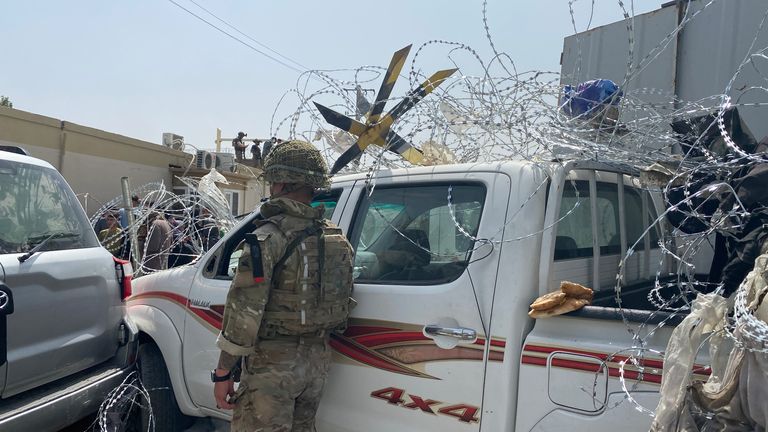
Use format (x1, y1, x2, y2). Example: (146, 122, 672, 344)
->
(232, 131, 248, 160)
(213, 140, 355, 431)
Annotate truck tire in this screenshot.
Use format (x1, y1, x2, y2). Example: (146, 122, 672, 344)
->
(136, 342, 192, 432)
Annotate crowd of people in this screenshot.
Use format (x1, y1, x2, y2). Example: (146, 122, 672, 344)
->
(92, 195, 223, 272)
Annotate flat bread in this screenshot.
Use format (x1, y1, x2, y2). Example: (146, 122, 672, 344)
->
(560, 281, 594, 301)
(528, 297, 589, 319)
(529, 291, 567, 311)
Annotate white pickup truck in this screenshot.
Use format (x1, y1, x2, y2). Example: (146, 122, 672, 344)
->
(128, 159, 705, 431)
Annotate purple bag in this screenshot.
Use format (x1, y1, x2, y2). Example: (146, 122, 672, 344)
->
(563, 79, 622, 117)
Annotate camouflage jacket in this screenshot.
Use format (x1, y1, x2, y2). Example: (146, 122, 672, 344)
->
(216, 198, 335, 359)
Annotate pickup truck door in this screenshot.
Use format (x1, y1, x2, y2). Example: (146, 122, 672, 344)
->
(317, 172, 510, 432)
(183, 186, 355, 411)
(516, 169, 680, 432)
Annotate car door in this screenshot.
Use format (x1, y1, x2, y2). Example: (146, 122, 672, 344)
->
(317, 172, 510, 432)
(0, 159, 119, 398)
(182, 186, 354, 410)
(516, 169, 676, 432)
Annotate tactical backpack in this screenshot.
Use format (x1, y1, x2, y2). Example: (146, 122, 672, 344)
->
(247, 219, 354, 337)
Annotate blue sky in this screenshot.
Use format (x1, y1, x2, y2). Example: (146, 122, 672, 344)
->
(0, 1, 658, 149)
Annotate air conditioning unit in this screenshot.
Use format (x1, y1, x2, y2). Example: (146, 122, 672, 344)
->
(162, 133, 184, 151)
(195, 150, 215, 170)
(214, 153, 237, 173)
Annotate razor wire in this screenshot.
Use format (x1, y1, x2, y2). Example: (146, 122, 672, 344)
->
(89, 170, 239, 277)
(258, 0, 768, 425)
(88, 0, 768, 428)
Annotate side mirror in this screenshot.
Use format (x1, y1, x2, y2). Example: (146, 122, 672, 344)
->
(0, 284, 14, 316)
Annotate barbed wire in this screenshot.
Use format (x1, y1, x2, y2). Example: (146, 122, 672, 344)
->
(89, 171, 239, 276)
(93, 0, 768, 429)
(259, 0, 768, 425)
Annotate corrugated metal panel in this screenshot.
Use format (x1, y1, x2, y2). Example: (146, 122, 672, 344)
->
(561, 0, 768, 143)
(677, 0, 768, 140)
(560, 6, 679, 125)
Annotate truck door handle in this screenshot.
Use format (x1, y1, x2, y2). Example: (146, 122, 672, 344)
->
(424, 324, 476, 341)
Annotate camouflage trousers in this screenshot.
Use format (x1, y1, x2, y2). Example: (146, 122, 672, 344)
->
(231, 337, 331, 432)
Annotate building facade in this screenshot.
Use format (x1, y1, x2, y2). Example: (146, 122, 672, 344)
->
(0, 106, 265, 215)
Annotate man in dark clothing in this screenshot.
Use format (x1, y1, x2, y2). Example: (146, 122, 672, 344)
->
(144, 212, 173, 271)
(664, 113, 768, 297)
(262, 137, 276, 161)
(250, 139, 262, 168)
(233, 131, 248, 160)
(196, 207, 221, 251)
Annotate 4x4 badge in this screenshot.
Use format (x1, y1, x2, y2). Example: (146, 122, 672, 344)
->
(371, 386, 479, 423)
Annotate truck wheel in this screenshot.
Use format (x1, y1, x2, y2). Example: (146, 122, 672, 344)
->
(136, 342, 192, 432)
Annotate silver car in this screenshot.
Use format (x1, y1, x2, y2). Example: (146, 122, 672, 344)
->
(0, 146, 138, 432)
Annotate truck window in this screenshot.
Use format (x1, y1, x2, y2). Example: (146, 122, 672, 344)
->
(624, 187, 661, 251)
(0, 160, 98, 254)
(595, 183, 621, 255)
(349, 184, 485, 285)
(554, 180, 598, 259)
(552, 175, 669, 311)
(554, 181, 661, 260)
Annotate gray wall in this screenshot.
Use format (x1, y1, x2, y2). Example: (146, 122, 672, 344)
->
(561, 0, 768, 144)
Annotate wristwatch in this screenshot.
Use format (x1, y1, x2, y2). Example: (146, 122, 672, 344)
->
(210, 369, 232, 382)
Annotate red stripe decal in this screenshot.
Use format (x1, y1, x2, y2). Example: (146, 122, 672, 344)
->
(474, 337, 506, 348)
(128, 291, 189, 307)
(354, 331, 431, 347)
(330, 333, 437, 379)
(192, 308, 223, 330)
(343, 326, 402, 338)
(128, 291, 221, 329)
(521, 354, 663, 383)
(129, 291, 507, 378)
(521, 355, 546, 366)
(353, 331, 506, 351)
(522, 344, 712, 384)
(524, 344, 664, 369)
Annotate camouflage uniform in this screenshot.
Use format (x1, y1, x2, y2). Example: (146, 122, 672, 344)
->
(216, 141, 354, 432)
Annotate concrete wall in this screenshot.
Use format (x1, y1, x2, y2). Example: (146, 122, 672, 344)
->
(0, 106, 193, 214)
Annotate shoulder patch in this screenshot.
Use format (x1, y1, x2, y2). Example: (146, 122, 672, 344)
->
(244, 233, 266, 283)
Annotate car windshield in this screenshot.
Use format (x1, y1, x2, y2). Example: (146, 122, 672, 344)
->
(0, 160, 99, 254)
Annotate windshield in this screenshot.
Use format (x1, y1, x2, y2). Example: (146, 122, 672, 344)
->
(0, 160, 99, 254)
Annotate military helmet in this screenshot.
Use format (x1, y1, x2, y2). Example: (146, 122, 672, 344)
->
(263, 140, 330, 188)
